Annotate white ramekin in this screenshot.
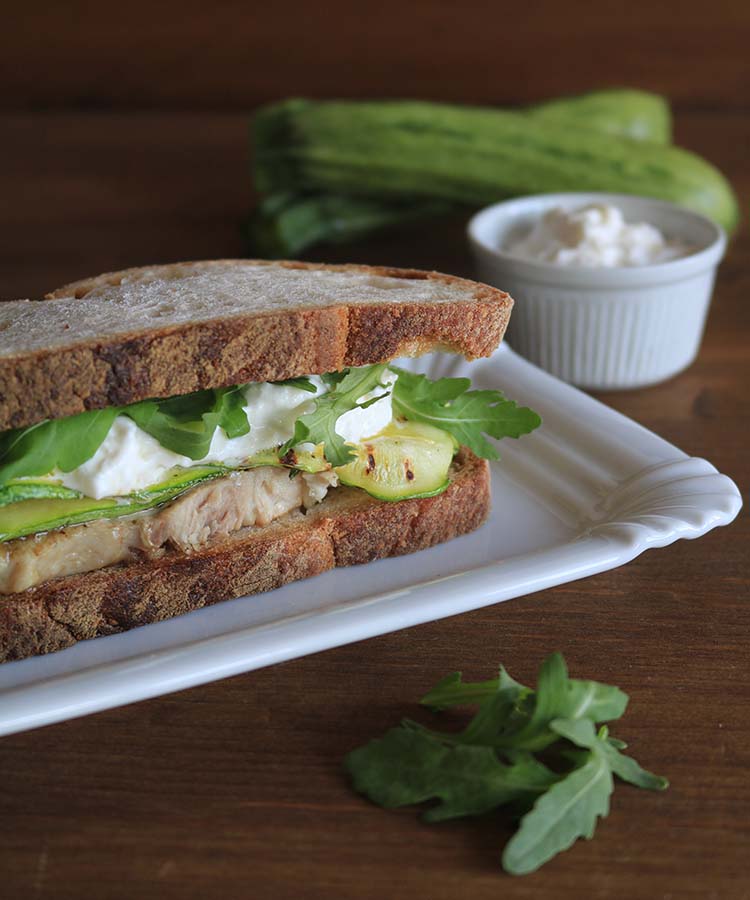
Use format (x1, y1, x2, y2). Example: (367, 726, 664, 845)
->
(467, 193, 727, 390)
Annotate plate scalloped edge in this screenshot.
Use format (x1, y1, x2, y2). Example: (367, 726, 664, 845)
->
(0, 346, 742, 736)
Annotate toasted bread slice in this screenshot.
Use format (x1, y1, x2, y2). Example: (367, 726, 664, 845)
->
(0, 260, 512, 432)
(0, 450, 489, 662)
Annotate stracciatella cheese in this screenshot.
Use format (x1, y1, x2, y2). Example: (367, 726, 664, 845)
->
(505, 203, 690, 267)
(57, 372, 398, 499)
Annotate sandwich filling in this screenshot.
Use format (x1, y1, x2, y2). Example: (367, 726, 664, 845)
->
(0, 364, 541, 594)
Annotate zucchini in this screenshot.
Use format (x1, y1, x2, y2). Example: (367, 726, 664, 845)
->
(0, 466, 230, 542)
(0, 480, 81, 508)
(335, 421, 455, 501)
(527, 89, 671, 143)
(255, 99, 738, 233)
(248, 90, 676, 256)
(0, 448, 331, 542)
(0, 420, 457, 540)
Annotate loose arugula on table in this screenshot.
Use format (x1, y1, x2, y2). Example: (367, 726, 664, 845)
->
(345, 652, 667, 876)
(0, 363, 541, 490)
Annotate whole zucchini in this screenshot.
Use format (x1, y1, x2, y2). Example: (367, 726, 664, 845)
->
(527, 89, 671, 143)
(255, 99, 738, 233)
(248, 90, 674, 256)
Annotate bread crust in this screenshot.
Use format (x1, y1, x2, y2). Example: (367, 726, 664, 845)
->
(0, 260, 512, 432)
(0, 450, 490, 662)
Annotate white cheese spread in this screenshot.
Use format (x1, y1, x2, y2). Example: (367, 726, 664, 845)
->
(505, 203, 689, 267)
(58, 373, 398, 499)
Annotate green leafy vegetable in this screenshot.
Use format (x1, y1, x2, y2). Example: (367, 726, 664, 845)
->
(550, 719, 668, 792)
(412, 652, 626, 752)
(420, 667, 527, 711)
(348, 728, 559, 822)
(406, 666, 531, 746)
(502, 742, 613, 875)
(389, 367, 541, 460)
(0, 408, 119, 486)
(125, 386, 250, 460)
(494, 652, 628, 752)
(284, 365, 389, 467)
(345, 652, 667, 876)
(273, 376, 319, 393)
(0, 386, 252, 485)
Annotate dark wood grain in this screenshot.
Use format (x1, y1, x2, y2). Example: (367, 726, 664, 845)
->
(0, 4, 748, 896)
(2, 1, 750, 111)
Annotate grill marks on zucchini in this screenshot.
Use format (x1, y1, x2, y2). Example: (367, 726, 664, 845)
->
(335, 422, 455, 501)
(0, 423, 457, 541)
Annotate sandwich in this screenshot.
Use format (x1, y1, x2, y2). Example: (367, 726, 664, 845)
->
(0, 260, 540, 662)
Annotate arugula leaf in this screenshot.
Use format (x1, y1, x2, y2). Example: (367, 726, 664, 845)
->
(389, 367, 541, 460)
(600, 741, 669, 791)
(273, 376, 318, 393)
(54, 409, 121, 471)
(321, 371, 348, 388)
(502, 745, 613, 875)
(0, 408, 120, 486)
(0, 385, 251, 484)
(124, 386, 250, 460)
(409, 667, 531, 746)
(217, 387, 253, 438)
(496, 653, 628, 752)
(0, 421, 58, 485)
(414, 654, 626, 752)
(551, 720, 668, 792)
(420, 666, 529, 711)
(284, 364, 389, 466)
(345, 652, 666, 876)
(345, 728, 559, 822)
(548, 716, 602, 748)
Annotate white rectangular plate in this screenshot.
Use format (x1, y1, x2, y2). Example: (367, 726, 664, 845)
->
(0, 346, 741, 735)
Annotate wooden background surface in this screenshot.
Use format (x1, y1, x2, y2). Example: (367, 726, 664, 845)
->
(0, 3, 748, 898)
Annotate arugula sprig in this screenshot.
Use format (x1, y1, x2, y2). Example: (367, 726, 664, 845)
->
(282, 364, 390, 467)
(0, 362, 542, 488)
(0, 408, 120, 485)
(0, 386, 252, 486)
(389, 367, 541, 460)
(280, 363, 541, 468)
(345, 652, 667, 876)
(273, 376, 318, 393)
(124, 385, 250, 460)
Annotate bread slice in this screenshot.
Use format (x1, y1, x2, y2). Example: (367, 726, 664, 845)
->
(0, 449, 489, 662)
(0, 260, 512, 432)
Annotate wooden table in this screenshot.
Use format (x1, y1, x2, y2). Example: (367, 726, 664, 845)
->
(1, 5, 748, 897)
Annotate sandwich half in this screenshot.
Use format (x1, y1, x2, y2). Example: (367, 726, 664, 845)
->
(0, 260, 540, 661)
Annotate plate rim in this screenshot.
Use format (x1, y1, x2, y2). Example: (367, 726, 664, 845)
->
(0, 346, 741, 736)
